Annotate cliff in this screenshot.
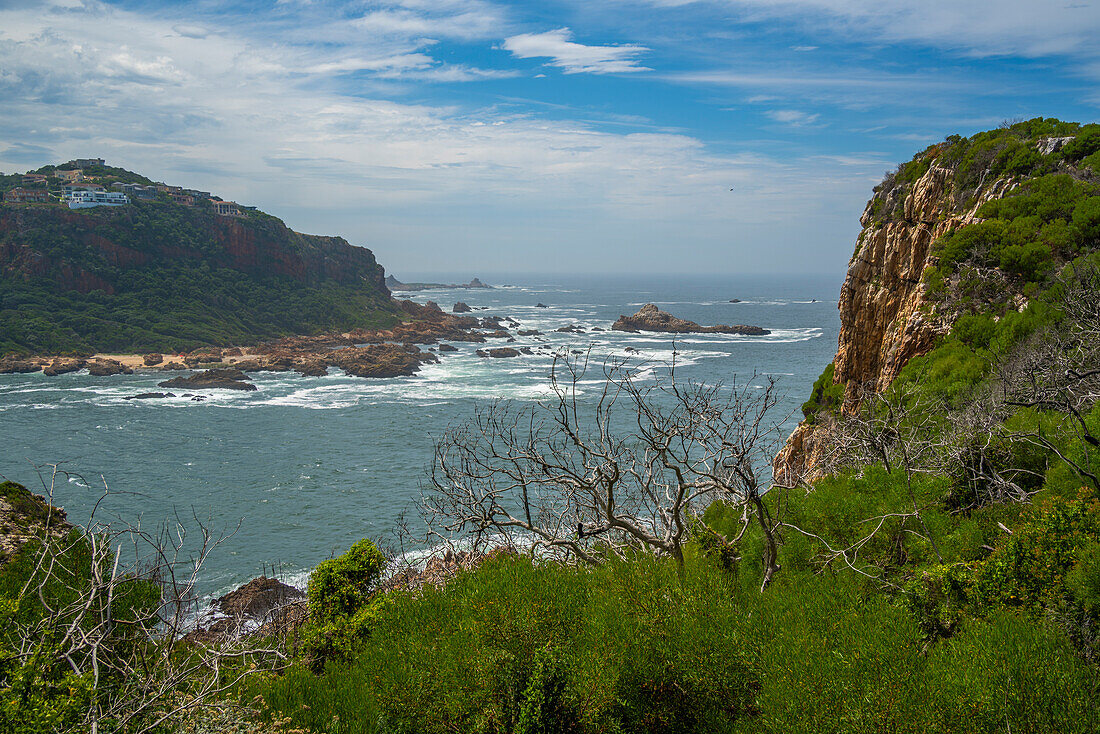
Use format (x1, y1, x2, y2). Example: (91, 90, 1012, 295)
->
(776, 119, 1100, 483)
(0, 201, 399, 354)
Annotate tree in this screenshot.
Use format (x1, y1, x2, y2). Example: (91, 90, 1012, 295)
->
(422, 353, 791, 588)
(995, 262, 1100, 492)
(0, 465, 292, 733)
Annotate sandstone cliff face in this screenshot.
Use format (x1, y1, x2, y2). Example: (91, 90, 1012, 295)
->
(833, 166, 1017, 404)
(775, 162, 1018, 484)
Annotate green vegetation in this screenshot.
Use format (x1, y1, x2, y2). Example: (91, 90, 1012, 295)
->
(800, 361, 844, 423)
(1, 191, 399, 354)
(0, 518, 160, 732)
(252, 477, 1100, 733)
(303, 539, 388, 668)
(5, 130, 1099, 730)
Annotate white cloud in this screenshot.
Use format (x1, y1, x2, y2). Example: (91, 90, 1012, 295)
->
(790, 45, 817, 51)
(0, 1, 880, 274)
(352, 7, 503, 41)
(720, 0, 1100, 59)
(765, 109, 820, 126)
(502, 28, 651, 74)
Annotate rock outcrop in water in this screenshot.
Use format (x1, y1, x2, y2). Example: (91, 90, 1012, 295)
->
(87, 358, 132, 376)
(612, 304, 769, 335)
(159, 368, 256, 391)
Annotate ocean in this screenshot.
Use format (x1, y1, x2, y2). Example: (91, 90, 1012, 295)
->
(0, 272, 842, 598)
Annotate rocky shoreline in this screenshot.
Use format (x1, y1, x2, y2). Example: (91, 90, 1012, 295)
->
(0, 299, 523, 380)
(1, 300, 776, 385)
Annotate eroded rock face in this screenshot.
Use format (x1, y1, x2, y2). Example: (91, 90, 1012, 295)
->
(0, 481, 71, 565)
(142, 353, 164, 366)
(159, 368, 256, 391)
(0, 357, 41, 374)
(88, 359, 132, 376)
(775, 161, 1023, 483)
(612, 304, 770, 335)
(453, 301, 472, 313)
(835, 163, 1011, 405)
(43, 358, 85, 376)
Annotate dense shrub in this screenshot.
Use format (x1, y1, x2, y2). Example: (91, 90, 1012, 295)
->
(302, 539, 387, 667)
(800, 362, 845, 423)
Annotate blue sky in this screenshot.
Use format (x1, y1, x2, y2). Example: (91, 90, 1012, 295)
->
(1, 0, 1098, 277)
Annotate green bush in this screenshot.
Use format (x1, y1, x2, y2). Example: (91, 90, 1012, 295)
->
(800, 362, 845, 423)
(302, 538, 387, 667)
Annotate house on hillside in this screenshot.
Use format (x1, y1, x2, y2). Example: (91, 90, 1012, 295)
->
(3, 187, 51, 204)
(71, 158, 105, 168)
(62, 182, 105, 198)
(169, 193, 194, 206)
(212, 200, 241, 216)
(56, 169, 84, 182)
(111, 182, 157, 200)
(21, 174, 48, 186)
(67, 190, 129, 209)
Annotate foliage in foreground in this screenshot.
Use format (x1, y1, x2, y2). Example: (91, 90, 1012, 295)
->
(254, 536, 1099, 734)
(255, 410, 1100, 732)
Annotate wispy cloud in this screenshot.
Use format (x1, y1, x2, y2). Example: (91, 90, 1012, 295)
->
(502, 28, 651, 74)
(765, 109, 820, 126)
(715, 0, 1100, 59)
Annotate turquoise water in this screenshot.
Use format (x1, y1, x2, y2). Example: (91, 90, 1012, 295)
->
(0, 273, 841, 596)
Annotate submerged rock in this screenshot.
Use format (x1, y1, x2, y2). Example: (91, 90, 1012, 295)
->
(438, 344, 458, 353)
(612, 304, 769, 335)
(159, 368, 257, 391)
(124, 392, 176, 400)
(477, 347, 520, 358)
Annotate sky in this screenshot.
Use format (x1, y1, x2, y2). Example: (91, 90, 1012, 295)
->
(1, 0, 1098, 277)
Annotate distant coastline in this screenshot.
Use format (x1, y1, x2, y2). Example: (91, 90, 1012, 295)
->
(385, 275, 492, 291)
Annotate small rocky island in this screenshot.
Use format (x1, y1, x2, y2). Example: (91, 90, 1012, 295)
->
(385, 275, 491, 291)
(612, 304, 770, 335)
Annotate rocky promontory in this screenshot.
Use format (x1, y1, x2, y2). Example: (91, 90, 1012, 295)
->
(612, 304, 769, 335)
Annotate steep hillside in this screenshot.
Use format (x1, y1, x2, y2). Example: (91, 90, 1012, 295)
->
(0, 196, 399, 354)
(778, 118, 1100, 482)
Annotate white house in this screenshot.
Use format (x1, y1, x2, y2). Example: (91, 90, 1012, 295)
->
(68, 190, 129, 209)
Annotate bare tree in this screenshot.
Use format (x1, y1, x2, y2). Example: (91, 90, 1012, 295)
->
(422, 352, 792, 588)
(995, 264, 1100, 492)
(4, 464, 293, 733)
